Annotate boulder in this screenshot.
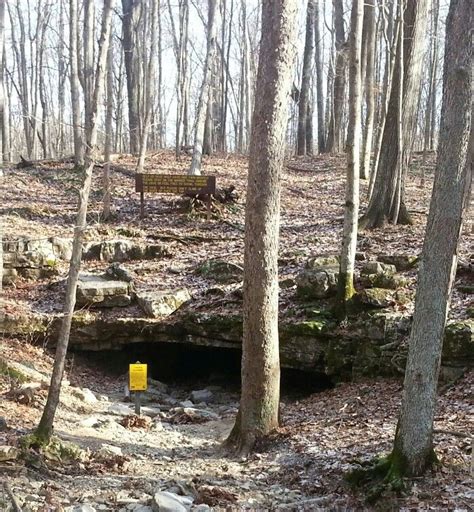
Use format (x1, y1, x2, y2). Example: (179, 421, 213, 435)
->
(305, 254, 340, 269)
(359, 288, 395, 308)
(71, 387, 98, 404)
(96, 443, 123, 458)
(151, 491, 188, 512)
(84, 240, 170, 262)
(137, 289, 191, 318)
(195, 259, 243, 283)
(76, 274, 132, 308)
(361, 261, 397, 276)
(296, 267, 338, 299)
(190, 389, 213, 403)
(2, 268, 18, 285)
(0, 445, 19, 462)
(362, 272, 408, 290)
(377, 254, 418, 271)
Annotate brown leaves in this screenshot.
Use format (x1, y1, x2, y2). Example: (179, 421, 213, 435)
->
(196, 485, 238, 506)
(120, 414, 151, 429)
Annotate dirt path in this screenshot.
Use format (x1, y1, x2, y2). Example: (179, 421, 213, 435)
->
(1, 339, 472, 511)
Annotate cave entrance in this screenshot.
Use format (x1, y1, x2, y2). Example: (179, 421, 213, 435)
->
(76, 342, 333, 398)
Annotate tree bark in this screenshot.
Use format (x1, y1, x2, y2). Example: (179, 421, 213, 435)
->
(338, 0, 363, 310)
(70, 0, 84, 165)
(314, 0, 325, 153)
(189, 0, 220, 176)
(361, 0, 430, 229)
(225, 0, 297, 456)
(0, 0, 5, 164)
(36, 0, 115, 444)
(325, 0, 347, 154)
(103, 28, 114, 221)
(391, 0, 472, 477)
(360, 0, 375, 180)
(121, 0, 141, 154)
(297, 0, 315, 156)
(137, 0, 158, 173)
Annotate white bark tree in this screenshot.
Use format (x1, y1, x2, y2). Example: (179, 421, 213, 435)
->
(337, 0, 363, 310)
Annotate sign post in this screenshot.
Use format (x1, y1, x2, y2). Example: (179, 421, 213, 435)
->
(129, 362, 147, 416)
(135, 174, 216, 220)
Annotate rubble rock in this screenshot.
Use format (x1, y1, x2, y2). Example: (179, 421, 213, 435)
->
(0, 445, 19, 462)
(71, 387, 98, 404)
(296, 267, 338, 299)
(76, 274, 132, 308)
(195, 259, 243, 283)
(190, 389, 213, 404)
(151, 491, 190, 512)
(359, 288, 395, 308)
(137, 289, 191, 318)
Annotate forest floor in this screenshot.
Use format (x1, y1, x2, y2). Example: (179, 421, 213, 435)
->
(1, 150, 472, 319)
(1, 152, 473, 510)
(0, 337, 473, 511)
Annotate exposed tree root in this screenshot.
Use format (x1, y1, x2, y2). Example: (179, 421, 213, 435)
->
(345, 452, 407, 504)
(346, 448, 439, 504)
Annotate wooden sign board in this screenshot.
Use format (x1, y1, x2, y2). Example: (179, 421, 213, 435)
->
(129, 362, 147, 392)
(135, 174, 216, 219)
(135, 174, 216, 195)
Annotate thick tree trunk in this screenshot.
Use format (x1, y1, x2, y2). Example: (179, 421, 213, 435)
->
(361, 0, 430, 229)
(189, 0, 220, 176)
(36, 0, 115, 444)
(314, 0, 325, 153)
(297, 0, 314, 156)
(391, 0, 472, 477)
(121, 0, 141, 155)
(338, 0, 363, 310)
(225, 0, 297, 456)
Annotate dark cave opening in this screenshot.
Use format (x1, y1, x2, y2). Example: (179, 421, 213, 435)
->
(75, 342, 334, 398)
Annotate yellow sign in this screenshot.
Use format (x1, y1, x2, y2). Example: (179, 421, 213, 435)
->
(129, 362, 147, 391)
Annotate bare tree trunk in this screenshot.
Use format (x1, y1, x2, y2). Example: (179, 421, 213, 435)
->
(0, 0, 4, 294)
(35, 0, 115, 445)
(420, 0, 439, 186)
(297, 0, 314, 156)
(325, 0, 347, 154)
(157, 0, 164, 148)
(189, 0, 220, 176)
(360, 0, 375, 180)
(83, 0, 95, 139)
(314, 0, 325, 153)
(121, 0, 141, 155)
(103, 30, 114, 221)
(57, 0, 66, 156)
(338, 0, 363, 310)
(224, 0, 298, 457)
(0, 0, 5, 164)
(361, 0, 430, 229)
(70, 0, 84, 165)
(137, 0, 158, 172)
(368, 0, 397, 200)
(391, 0, 472, 477)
